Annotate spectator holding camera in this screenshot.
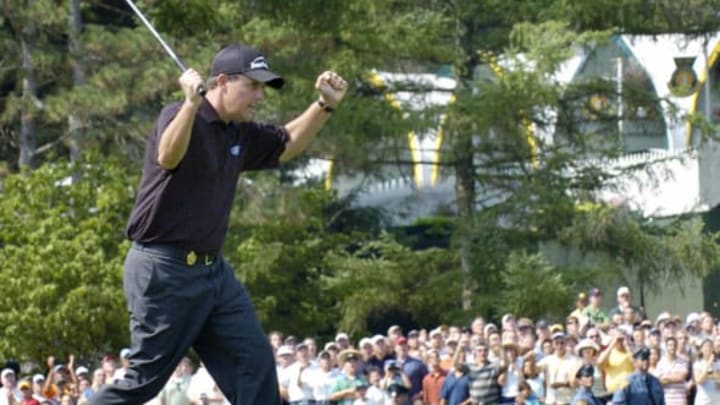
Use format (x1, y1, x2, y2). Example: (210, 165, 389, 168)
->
(597, 329, 634, 396)
(380, 360, 411, 394)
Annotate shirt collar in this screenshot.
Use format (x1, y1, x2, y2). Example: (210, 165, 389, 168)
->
(196, 99, 224, 124)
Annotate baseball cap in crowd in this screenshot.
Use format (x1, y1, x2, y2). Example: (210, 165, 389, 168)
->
(633, 347, 650, 360)
(501, 313, 516, 325)
(120, 348, 131, 359)
(75, 366, 89, 376)
(210, 44, 284, 89)
(358, 338, 373, 348)
(387, 325, 402, 335)
(429, 329, 442, 338)
(686, 312, 701, 327)
(18, 380, 31, 390)
(640, 319, 653, 329)
(0, 368, 14, 378)
(53, 364, 67, 373)
(535, 320, 548, 329)
(295, 342, 308, 351)
(589, 287, 602, 297)
(617, 286, 631, 296)
(484, 323, 498, 336)
(371, 334, 386, 344)
(32, 374, 44, 384)
(577, 292, 588, 302)
(324, 341, 338, 351)
(518, 318, 534, 329)
(395, 336, 407, 345)
(318, 350, 331, 359)
(408, 330, 419, 338)
(549, 324, 564, 334)
(656, 312, 671, 325)
(102, 354, 115, 363)
(284, 335, 297, 346)
(552, 332, 566, 340)
(276, 345, 294, 357)
(335, 332, 349, 342)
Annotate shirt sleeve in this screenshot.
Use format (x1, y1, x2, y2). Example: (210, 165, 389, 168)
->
(240, 122, 289, 171)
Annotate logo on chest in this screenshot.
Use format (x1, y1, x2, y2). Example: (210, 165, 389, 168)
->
(229, 145, 242, 156)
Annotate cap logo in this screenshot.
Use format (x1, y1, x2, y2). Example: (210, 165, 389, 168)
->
(250, 56, 269, 70)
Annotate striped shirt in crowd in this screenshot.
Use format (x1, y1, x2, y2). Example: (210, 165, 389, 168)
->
(657, 356, 689, 405)
(466, 361, 500, 405)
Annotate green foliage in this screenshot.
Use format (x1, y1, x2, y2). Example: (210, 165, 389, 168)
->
(324, 234, 460, 337)
(0, 151, 137, 362)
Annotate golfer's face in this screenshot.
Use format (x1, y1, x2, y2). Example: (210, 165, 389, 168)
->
(226, 75, 264, 121)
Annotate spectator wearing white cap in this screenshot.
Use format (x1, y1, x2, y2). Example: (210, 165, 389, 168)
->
(387, 326, 403, 345)
(30, 374, 47, 403)
(305, 350, 340, 405)
(537, 332, 579, 405)
(608, 286, 644, 321)
(111, 348, 132, 384)
(335, 333, 351, 351)
(276, 344, 296, 400)
(357, 338, 382, 377)
(428, 329, 444, 353)
(370, 335, 393, 367)
(0, 368, 21, 402)
(698, 312, 715, 340)
(685, 312, 701, 340)
(279, 343, 317, 405)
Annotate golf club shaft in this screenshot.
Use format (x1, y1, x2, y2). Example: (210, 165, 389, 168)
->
(124, 0, 206, 96)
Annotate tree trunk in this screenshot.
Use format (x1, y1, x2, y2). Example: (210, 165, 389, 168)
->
(68, 0, 85, 163)
(19, 26, 37, 169)
(451, 12, 478, 311)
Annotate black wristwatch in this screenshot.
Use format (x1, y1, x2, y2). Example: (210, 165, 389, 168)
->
(317, 99, 335, 113)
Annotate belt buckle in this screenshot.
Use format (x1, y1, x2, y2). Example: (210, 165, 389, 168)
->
(186, 251, 197, 266)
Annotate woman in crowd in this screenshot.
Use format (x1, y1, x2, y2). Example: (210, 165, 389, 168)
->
(693, 337, 720, 405)
(498, 341, 524, 404)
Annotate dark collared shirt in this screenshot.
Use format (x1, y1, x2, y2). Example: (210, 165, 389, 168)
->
(126, 99, 288, 252)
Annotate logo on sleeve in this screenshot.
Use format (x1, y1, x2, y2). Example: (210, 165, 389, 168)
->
(230, 145, 242, 156)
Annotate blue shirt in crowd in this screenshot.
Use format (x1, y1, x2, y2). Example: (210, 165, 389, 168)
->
(611, 371, 665, 405)
(440, 372, 470, 405)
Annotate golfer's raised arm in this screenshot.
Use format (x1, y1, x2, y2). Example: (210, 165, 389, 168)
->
(281, 70, 347, 162)
(157, 69, 204, 170)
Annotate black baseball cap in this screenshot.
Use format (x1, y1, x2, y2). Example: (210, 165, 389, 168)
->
(210, 44, 284, 89)
(633, 347, 650, 360)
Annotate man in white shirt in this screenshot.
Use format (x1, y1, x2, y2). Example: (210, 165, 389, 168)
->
(304, 351, 340, 405)
(537, 332, 580, 405)
(280, 343, 317, 404)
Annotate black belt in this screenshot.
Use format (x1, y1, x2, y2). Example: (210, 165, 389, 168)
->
(132, 241, 218, 266)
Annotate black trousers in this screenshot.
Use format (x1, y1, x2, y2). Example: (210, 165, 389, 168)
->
(89, 242, 281, 405)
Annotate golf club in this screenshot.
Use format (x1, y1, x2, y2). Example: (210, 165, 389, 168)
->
(125, 0, 206, 95)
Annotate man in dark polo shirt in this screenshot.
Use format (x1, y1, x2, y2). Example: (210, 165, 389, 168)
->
(88, 43, 347, 405)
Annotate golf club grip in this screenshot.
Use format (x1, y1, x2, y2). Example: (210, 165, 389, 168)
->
(197, 84, 207, 96)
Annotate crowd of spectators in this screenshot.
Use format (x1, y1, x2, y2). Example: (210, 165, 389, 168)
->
(1, 285, 720, 405)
